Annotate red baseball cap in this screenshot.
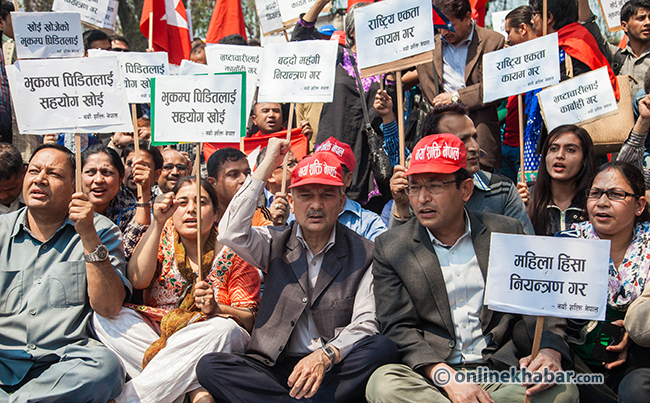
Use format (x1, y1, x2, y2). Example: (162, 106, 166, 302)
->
(289, 153, 344, 189)
(315, 137, 357, 171)
(405, 134, 467, 176)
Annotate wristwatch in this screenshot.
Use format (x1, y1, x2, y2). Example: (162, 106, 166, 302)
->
(451, 91, 460, 103)
(84, 244, 109, 262)
(321, 344, 337, 372)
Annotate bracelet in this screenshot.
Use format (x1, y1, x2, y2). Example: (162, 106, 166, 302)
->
(135, 202, 151, 208)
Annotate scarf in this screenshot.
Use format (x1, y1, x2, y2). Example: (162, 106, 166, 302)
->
(571, 221, 650, 310)
(142, 227, 217, 368)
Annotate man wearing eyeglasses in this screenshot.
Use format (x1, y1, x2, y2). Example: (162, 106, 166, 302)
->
(366, 134, 578, 403)
(157, 148, 190, 194)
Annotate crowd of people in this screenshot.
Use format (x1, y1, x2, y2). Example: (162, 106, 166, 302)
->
(3, 0, 650, 401)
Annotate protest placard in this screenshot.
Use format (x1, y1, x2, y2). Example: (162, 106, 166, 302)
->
(151, 73, 245, 144)
(178, 59, 219, 76)
(256, 0, 284, 35)
(538, 66, 618, 131)
(205, 44, 262, 114)
(277, 0, 330, 25)
(354, 0, 434, 77)
(52, 0, 111, 29)
(485, 233, 609, 320)
(117, 52, 169, 103)
(103, 0, 118, 30)
(13, 12, 84, 59)
(257, 40, 337, 103)
(483, 33, 560, 103)
(7, 56, 129, 134)
(598, 0, 625, 32)
(261, 26, 295, 45)
(490, 9, 511, 38)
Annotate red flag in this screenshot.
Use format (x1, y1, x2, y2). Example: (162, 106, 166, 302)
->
(140, 0, 192, 65)
(205, 0, 247, 43)
(470, 0, 488, 27)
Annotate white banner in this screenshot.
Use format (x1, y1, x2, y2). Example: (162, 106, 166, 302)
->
(257, 0, 283, 34)
(117, 52, 169, 103)
(205, 44, 263, 114)
(178, 59, 219, 76)
(151, 73, 245, 144)
(599, 0, 625, 31)
(258, 40, 336, 103)
(485, 233, 609, 320)
(52, 0, 111, 28)
(490, 9, 511, 39)
(7, 56, 128, 133)
(103, 0, 118, 30)
(355, 0, 434, 70)
(13, 12, 84, 59)
(538, 67, 618, 130)
(277, 0, 319, 24)
(483, 33, 561, 103)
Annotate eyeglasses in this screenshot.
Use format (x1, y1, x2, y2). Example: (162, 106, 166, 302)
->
(111, 48, 130, 52)
(162, 163, 187, 171)
(585, 188, 641, 201)
(405, 180, 457, 196)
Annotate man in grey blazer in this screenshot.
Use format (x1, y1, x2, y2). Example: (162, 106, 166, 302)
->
(197, 138, 398, 402)
(366, 134, 578, 403)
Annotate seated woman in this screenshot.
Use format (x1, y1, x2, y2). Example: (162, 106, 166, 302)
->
(558, 161, 650, 402)
(94, 177, 260, 403)
(519, 124, 597, 235)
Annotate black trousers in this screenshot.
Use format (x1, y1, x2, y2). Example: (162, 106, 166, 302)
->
(197, 335, 398, 403)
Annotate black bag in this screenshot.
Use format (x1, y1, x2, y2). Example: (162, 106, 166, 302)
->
(348, 49, 392, 183)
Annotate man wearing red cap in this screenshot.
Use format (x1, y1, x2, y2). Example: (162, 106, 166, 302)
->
(315, 137, 387, 241)
(198, 138, 398, 402)
(366, 134, 578, 403)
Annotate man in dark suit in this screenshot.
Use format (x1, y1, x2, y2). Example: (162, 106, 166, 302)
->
(366, 134, 578, 403)
(198, 138, 397, 403)
(415, 0, 505, 171)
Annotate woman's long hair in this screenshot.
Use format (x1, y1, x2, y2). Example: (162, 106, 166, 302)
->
(529, 124, 597, 234)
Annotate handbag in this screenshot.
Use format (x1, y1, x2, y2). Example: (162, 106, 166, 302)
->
(348, 49, 393, 183)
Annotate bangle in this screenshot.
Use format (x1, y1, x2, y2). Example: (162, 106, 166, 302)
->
(135, 202, 151, 208)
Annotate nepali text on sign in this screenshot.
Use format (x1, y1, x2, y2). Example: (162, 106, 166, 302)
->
(13, 12, 84, 59)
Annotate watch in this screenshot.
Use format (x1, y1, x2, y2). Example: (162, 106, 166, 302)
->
(321, 344, 337, 372)
(84, 244, 109, 262)
(451, 91, 460, 103)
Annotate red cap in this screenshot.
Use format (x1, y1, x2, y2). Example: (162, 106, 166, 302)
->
(289, 153, 344, 189)
(315, 137, 357, 171)
(406, 134, 467, 176)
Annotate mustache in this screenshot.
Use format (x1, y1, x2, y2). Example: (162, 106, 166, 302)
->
(306, 210, 326, 219)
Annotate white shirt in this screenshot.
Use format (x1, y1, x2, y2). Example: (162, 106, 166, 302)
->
(427, 211, 490, 364)
(441, 23, 475, 93)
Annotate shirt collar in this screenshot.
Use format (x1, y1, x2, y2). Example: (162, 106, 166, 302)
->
(426, 209, 472, 248)
(622, 43, 650, 58)
(472, 172, 491, 191)
(11, 207, 76, 240)
(296, 222, 337, 256)
(441, 21, 475, 47)
(340, 197, 361, 218)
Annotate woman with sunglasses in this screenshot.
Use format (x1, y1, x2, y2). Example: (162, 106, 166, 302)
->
(557, 161, 650, 402)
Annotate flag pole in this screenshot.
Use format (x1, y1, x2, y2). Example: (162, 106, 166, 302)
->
(518, 94, 526, 184)
(131, 104, 143, 200)
(396, 71, 405, 167)
(281, 103, 295, 194)
(148, 12, 154, 50)
(75, 133, 82, 193)
(196, 141, 203, 282)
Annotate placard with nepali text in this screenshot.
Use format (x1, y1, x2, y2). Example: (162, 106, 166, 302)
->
(483, 33, 560, 103)
(13, 12, 83, 59)
(355, 0, 434, 77)
(256, 0, 283, 34)
(103, 0, 118, 30)
(7, 56, 128, 134)
(598, 0, 625, 32)
(538, 67, 618, 131)
(117, 52, 169, 103)
(485, 233, 609, 320)
(52, 0, 111, 29)
(151, 73, 245, 144)
(258, 40, 336, 103)
(490, 9, 511, 39)
(205, 44, 262, 114)
(178, 59, 218, 76)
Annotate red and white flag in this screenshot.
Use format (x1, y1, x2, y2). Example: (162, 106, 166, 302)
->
(205, 0, 247, 43)
(141, 0, 192, 65)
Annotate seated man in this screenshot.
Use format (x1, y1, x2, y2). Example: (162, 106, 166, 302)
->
(198, 138, 398, 403)
(0, 143, 130, 402)
(0, 143, 24, 215)
(366, 134, 577, 403)
(250, 102, 313, 141)
(157, 148, 190, 195)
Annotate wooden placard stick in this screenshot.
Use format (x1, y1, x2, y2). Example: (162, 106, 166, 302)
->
(524, 316, 546, 403)
(283, 30, 290, 42)
(396, 70, 405, 167)
(148, 12, 154, 50)
(280, 103, 295, 194)
(196, 141, 203, 282)
(75, 133, 82, 193)
(518, 94, 526, 183)
(131, 104, 143, 200)
(542, 0, 548, 36)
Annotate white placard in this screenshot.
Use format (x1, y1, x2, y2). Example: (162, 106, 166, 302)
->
(117, 52, 169, 103)
(257, 0, 283, 34)
(538, 67, 618, 130)
(151, 73, 245, 144)
(261, 26, 294, 45)
(103, 0, 118, 30)
(599, 0, 625, 31)
(485, 233, 609, 320)
(52, 0, 111, 28)
(355, 0, 434, 70)
(482, 33, 561, 103)
(278, 0, 319, 24)
(490, 9, 511, 39)
(178, 59, 219, 75)
(205, 44, 262, 114)
(7, 56, 128, 133)
(258, 40, 336, 103)
(13, 12, 84, 59)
